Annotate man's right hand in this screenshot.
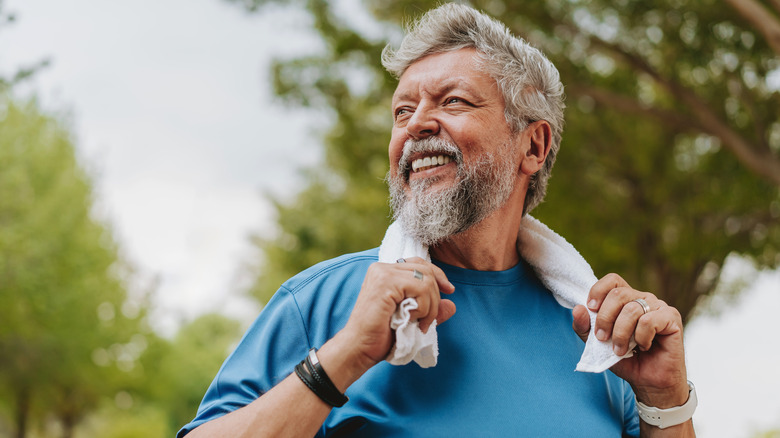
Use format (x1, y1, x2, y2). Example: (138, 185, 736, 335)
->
(188, 258, 457, 438)
(335, 257, 457, 378)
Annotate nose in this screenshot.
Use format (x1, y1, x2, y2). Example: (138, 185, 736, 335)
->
(406, 104, 439, 139)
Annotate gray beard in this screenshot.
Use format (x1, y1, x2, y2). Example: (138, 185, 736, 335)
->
(387, 136, 517, 247)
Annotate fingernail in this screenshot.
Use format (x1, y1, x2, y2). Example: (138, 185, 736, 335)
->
(588, 299, 598, 310)
(613, 344, 622, 355)
(596, 329, 607, 341)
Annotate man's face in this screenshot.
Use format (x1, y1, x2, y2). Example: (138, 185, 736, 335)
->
(387, 48, 521, 245)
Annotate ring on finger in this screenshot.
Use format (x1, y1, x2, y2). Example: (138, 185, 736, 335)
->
(396, 258, 406, 263)
(632, 298, 650, 315)
(413, 269, 424, 281)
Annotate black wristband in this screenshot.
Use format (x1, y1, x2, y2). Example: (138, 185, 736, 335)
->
(294, 348, 349, 408)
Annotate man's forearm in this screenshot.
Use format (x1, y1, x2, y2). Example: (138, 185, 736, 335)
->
(187, 371, 334, 438)
(186, 331, 372, 438)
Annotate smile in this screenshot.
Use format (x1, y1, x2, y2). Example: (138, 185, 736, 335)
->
(411, 155, 452, 173)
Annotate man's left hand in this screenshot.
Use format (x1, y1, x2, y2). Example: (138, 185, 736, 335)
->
(572, 273, 690, 409)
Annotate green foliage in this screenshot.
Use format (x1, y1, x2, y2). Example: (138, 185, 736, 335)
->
(238, 0, 780, 323)
(0, 8, 247, 436)
(246, 0, 397, 303)
(136, 313, 242, 436)
(65, 313, 241, 438)
(78, 402, 169, 438)
(0, 97, 150, 437)
(250, 176, 391, 303)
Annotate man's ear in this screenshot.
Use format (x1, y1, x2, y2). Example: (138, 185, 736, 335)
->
(519, 120, 552, 176)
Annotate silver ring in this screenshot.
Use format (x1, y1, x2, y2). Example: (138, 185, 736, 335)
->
(413, 269, 424, 281)
(633, 298, 650, 315)
(396, 258, 406, 263)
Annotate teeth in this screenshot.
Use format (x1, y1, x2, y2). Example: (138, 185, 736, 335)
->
(411, 155, 451, 172)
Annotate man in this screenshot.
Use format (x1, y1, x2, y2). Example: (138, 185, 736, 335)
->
(180, 4, 695, 437)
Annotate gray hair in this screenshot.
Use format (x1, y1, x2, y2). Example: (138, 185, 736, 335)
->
(382, 3, 565, 215)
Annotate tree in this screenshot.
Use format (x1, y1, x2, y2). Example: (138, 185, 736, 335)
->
(139, 313, 242, 436)
(72, 313, 243, 438)
(0, 97, 150, 438)
(234, 0, 780, 322)
(0, 3, 49, 93)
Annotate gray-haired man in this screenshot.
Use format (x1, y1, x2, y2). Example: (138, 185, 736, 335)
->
(180, 4, 695, 437)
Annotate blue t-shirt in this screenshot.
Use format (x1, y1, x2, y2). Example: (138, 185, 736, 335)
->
(179, 248, 640, 437)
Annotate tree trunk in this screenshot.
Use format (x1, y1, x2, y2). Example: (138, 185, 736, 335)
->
(15, 387, 29, 438)
(61, 416, 75, 438)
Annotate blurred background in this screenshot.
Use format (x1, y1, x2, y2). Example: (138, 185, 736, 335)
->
(0, 0, 778, 436)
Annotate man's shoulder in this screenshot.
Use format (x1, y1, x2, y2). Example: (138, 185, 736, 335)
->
(281, 248, 379, 295)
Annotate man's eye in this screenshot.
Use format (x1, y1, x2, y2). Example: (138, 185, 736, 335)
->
(446, 96, 471, 106)
(395, 107, 412, 119)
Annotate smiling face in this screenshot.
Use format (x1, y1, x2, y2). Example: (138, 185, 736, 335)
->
(389, 48, 518, 190)
(387, 48, 523, 245)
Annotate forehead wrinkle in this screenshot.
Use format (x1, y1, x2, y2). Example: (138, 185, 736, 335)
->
(393, 76, 487, 106)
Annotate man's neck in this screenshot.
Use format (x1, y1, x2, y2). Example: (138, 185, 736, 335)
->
(429, 190, 526, 271)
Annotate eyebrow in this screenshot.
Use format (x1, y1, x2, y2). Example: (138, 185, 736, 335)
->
(392, 78, 483, 104)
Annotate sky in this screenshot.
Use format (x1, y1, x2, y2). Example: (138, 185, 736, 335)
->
(1, 0, 328, 332)
(2, 0, 779, 436)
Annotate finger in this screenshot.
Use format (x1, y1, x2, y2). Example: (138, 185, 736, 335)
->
(362, 263, 405, 306)
(406, 281, 433, 322)
(611, 300, 649, 355)
(571, 305, 591, 343)
(634, 306, 682, 352)
(398, 257, 426, 263)
(587, 273, 629, 311)
(436, 299, 457, 325)
(389, 260, 453, 333)
(594, 287, 651, 342)
(393, 258, 454, 294)
(396, 264, 438, 332)
(417, 280, 440, 333)
(415, 264, 454, 331)
(428, 262, 455, 294)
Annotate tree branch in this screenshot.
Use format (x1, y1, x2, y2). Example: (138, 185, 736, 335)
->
(725, 0, 780, 56)
(567, 85, 697, 131)
(678, 87, 780, 185)
(770, 0, 780, 16)
(730, 74, 771, 152)
(586, 34, 780, 186)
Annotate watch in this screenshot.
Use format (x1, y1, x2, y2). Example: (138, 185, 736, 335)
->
(636, 381, 697, 429)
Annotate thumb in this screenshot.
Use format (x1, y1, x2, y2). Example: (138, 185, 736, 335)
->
(572, 305, 591, 343)
(436, 299, 457, 325)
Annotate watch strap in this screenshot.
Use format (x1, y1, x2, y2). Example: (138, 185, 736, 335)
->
(636, 381, 697, 429)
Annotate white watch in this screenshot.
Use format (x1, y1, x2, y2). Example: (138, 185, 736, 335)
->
(636, 381, 697, 429)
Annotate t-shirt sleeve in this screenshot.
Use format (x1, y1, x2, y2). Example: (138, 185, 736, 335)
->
(623, 381, 640, 437)
(177, 286, 310, 437)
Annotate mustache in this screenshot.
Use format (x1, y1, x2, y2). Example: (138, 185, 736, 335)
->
(398, 137, 463, 177)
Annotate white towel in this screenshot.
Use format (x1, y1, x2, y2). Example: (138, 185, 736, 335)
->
(378, 221, 439, 367)
(388, 298, 438, 368)
(377, 216, 635, 372)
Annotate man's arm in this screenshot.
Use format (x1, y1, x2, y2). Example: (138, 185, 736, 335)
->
(186, 258, 456, 437)
(572, 273, 695, 438)
(185, 331, 368, 438)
